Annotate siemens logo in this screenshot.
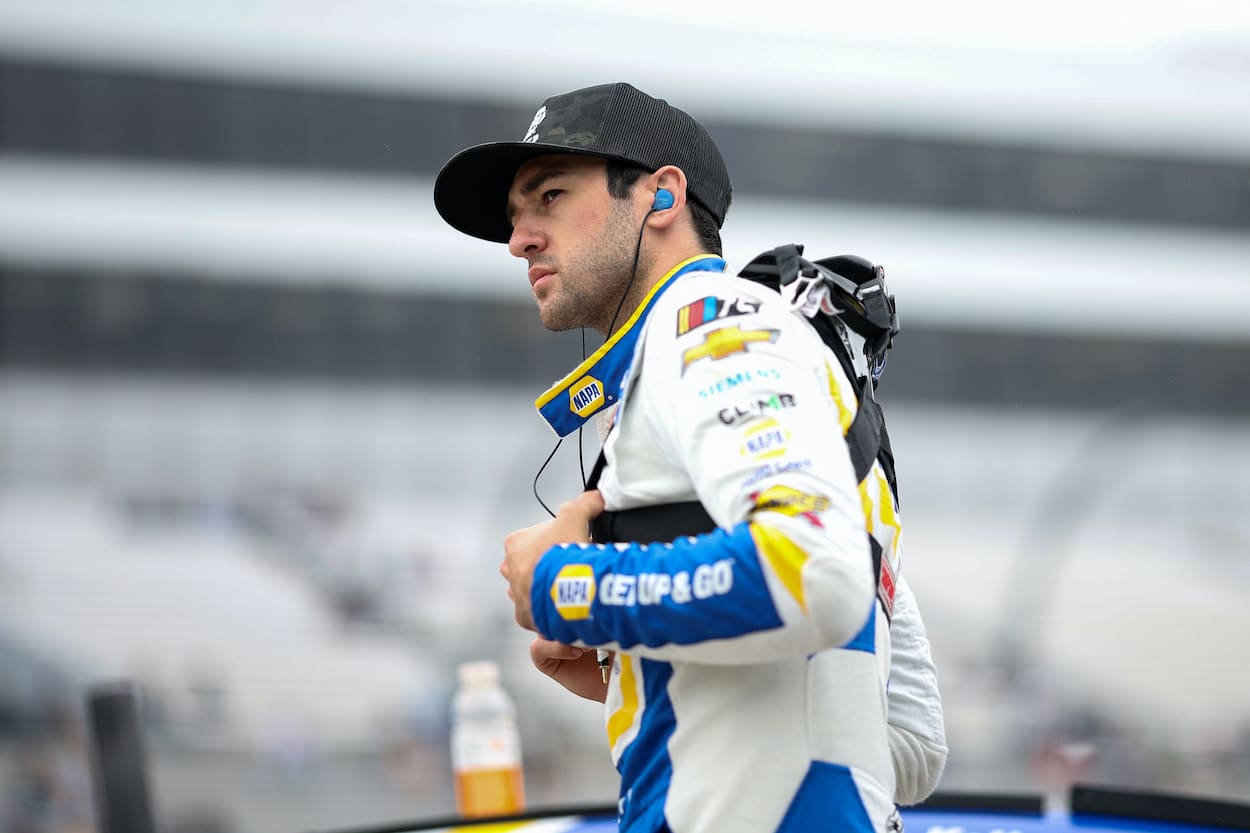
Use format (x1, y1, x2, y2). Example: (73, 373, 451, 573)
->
(696, 368, 783, 399)
(600, 560, 734, 607)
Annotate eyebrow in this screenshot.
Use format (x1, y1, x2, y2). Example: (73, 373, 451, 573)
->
(506, 166, 568, 225)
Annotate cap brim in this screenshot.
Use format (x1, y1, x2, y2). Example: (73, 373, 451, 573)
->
(434, 141, 617, 245)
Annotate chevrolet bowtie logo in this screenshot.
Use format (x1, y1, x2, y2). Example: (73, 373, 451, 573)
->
(681, 325, 780, 373)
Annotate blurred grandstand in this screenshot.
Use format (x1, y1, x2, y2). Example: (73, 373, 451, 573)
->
(1, 2, 1249, 831)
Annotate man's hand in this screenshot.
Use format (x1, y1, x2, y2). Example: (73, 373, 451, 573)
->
(501, 489, 605, 631)
(530, 638, 611, 703)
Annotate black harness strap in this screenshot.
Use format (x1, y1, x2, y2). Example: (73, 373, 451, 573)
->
(587, 448, 713, 544)
(590, 494, 717, 546)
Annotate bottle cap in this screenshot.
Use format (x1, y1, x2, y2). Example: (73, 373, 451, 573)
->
(457, 660, 501, 686)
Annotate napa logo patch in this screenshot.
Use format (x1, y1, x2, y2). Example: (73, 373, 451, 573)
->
(551, 563, 596, 620)
(681, 325, 780, 374)
(676, 296, 760, 335)
(569, 375, 605, 417)
(740, 417, 790, 460)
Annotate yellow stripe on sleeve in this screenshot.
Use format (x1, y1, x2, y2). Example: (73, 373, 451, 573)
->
(606, 654, 640, 750)
(749, 522, 810, 614)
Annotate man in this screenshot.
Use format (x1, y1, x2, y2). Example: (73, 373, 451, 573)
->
(434, 82, 944, 833)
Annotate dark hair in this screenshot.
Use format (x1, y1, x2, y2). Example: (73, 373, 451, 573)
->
(688, 199, 723, 256)
(604, 158, 724, 256)
(605, 158, 647, 200)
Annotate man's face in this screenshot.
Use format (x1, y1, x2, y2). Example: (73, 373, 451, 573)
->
(506, 154, 643, 334)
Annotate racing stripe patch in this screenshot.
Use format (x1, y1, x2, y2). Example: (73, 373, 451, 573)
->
(676, 295, 760, 335)
(749, 522, 809, 614)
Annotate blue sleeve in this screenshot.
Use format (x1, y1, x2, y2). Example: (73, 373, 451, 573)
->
(531, 522, 786, 649)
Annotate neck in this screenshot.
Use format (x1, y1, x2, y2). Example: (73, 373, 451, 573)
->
(598, 244, 706, 339)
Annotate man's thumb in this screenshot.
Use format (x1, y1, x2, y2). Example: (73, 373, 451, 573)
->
(576, 488, 606, 517)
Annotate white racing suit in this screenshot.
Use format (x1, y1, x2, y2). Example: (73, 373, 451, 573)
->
(531, 255, 944, 833)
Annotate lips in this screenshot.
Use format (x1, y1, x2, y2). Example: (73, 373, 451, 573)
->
(528, 265, 555, 288)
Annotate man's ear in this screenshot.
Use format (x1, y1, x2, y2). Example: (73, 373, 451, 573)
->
(646, 165, 688, 230)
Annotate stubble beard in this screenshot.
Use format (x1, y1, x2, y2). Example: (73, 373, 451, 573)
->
(536, 199, 648, 336)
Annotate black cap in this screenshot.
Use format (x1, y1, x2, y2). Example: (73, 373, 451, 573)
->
(434, 82, 732, 244)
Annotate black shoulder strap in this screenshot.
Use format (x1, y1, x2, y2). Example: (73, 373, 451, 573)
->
(847, 394, 899, 504)
(586, 447, 607, 490)
(845, 394, 883, 484)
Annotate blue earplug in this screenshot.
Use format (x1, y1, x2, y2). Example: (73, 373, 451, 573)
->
(652, 188, 675, 211)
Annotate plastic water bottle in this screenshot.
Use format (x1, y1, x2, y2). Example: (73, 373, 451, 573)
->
(450, 660, 526, 818)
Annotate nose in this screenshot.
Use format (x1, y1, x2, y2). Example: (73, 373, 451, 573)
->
(508, 216, 545, 259)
